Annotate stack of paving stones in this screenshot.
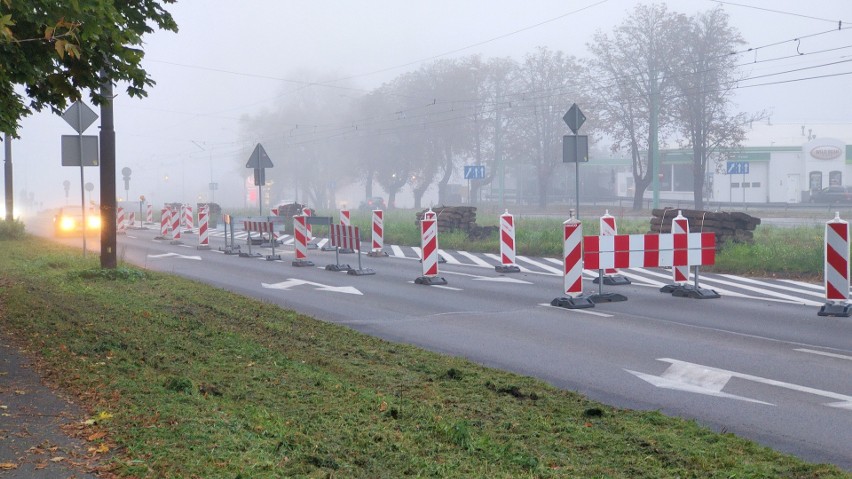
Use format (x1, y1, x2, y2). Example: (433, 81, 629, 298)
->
(650, 208, 761, 247)
(274, 202, 309, 235)
(415, 206, 498, 240)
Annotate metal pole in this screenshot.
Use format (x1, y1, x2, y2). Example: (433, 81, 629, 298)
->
(4, 133, 12, 222)
(100, 76, 118, 269)
(77, 106, 87, 257)
(575, 133, 581, 219)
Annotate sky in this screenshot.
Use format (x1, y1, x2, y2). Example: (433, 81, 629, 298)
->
(7, 0, 852, 213)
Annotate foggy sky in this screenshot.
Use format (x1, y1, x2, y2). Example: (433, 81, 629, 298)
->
(8, 0, 852, 212)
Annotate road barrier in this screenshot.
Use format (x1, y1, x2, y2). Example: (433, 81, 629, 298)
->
(496, 210, 520, 273)
(239, 218, 278, 259)
(197, 206, 211, 250)
(415, 211, 447, 285)
(116, 206, 126, 235)
(219, 214, 240, 255)
(146, 204, 154, 224)
(595, 210, 630, 286)
(368, 209, 388, 257)
(551, 216, 595, 309)
(338, 209, 354, 253)
(292, 214, 314, 267)
(169, 207, 182, 244)
(128, 210, 136, 229)
(155, 208, 170, 240)
(303, 207, 319, 249)
(328, 224, 375, 275)
(657, 211, 718, 299)
(669, 211, 690, 286)
(181, 205, 194, 233)
(819, 212, 851, 316)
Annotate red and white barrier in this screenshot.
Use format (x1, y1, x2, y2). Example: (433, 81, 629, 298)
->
(583, 232, 716, 270)
(292, 215, 314, 266)
(331, 224, 360, 252)
(158, 208, 171, 238)
(303, 207, 313, 241)
(496, 210, 520, 273)
(415, 214, 447, 285)
(197, 206, 210, 250)
(340, 209, 351, 227)
(128, 210, 136, 228)
(170, 207, 182, 241)
(819, 213, 851, 316)
(599, 211, 618, 275)
(369, 209, 387, 256)
(182, 205, 194, 233)
(562, 218, 584, 297)
(116, 206, 126, 234)
(671, 211, 690, 284)
(146, 204, 154, 224)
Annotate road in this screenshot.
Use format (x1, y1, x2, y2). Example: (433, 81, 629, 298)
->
(32, 219, 852, 471)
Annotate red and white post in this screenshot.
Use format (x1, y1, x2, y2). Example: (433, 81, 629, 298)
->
(671, 211, 690, 285)
(551, 216, 594, 309)
(292, 214, 314, 267)
(496, 210, 520, 273)
(156, 207, 171, 239)
(368, 209, 388, 257)
(819, 212, 852, 316)
(170, 207, 182, 243)
(146, 203, 154, 224)
(338, 209, 354, 253)
(197, 205, 210, 250)
(415, 213, 447, 285)
(595, 210, 630, 285)
(182, 205, 194, 233)
(116, 206, 126, 234)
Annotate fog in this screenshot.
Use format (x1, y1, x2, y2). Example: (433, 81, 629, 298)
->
(7, 0, 851, 215)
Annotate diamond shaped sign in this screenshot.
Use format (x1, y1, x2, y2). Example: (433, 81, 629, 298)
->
(563, 103, 585, 134)
(61, 101, 98, 134)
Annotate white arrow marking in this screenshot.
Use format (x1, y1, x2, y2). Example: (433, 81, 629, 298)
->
(147, 252, 202, 260)
(261, 278, 362, 295)
(795, 348, 852, 362)
(628, 358, 852, 409)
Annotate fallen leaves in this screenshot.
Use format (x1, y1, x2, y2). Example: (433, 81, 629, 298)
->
(87, 431, 107, 442)
(0, 462, 18, 470)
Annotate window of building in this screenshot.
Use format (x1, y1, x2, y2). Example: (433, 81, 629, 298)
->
(751, 182, 761, 187)
(809, 171, 823, 191)
(830, 171, 842, 186)
(731, 183, 740, 188)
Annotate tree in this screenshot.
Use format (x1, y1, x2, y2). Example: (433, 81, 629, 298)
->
(670, 7, 760, 210)
(586, 3, 687, 210)
(0, 0, 178, 135)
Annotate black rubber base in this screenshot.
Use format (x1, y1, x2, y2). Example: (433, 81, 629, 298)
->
(325, 264, 352, 272)
(169, 240, 183, 246)
(415, 276, 448, 285)
(589, 292, 628, 303)
(550, 296, 596, 309)
(292, 259, 315, 267)
(818, 302, 852, 317)
(495, 265, 521, 273)
(338, 248, 355, 254)
(307, 243, 319, 250)
(239, 252, 262, 258)
(368, 251, 389, 257)
(348, 268, 376, 276)
(321, 245, 337, 251)
(593, 275, 631, 286)
(266, 254, 282, 261)
(197, 245, 211, 251)
(662, 284, 721, 299)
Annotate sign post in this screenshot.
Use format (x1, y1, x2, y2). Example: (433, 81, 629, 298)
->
(464, 165, 485, 204)
(563, 103, 588, 219)
(246, 144, 273, 216)
(61, 101, 99, 257)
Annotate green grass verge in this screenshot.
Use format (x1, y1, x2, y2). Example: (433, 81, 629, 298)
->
(0, 237, 846, 478)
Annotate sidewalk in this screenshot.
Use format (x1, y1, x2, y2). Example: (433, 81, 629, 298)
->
(0, 339, 100, 478)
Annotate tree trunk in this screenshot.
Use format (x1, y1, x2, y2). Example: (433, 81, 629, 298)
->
(364, 170, 374, 199)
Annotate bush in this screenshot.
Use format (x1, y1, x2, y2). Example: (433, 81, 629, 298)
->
(0, 219, 26, 240)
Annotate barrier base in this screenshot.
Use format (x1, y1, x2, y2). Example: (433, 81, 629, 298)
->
(593, 275, 631, 286)
(250, 238, 263, 245)
(495, 264, 521, 273)
(325, 264, 352, 272)
(220, 245, 241, 255)
(663, 284, 721, 299)
(266, 254, 282, 261)
(348, 268, 376, 276)
(292, 259, 315, 267)
(169, 240, 183, 245)
(818, 302, 852, 317)
(550, 296, 595, 309)
(338, 248, 355, 254)
(415, 276, 448, 286)
(197, 245, 211, 250)
(321, 244, 337, 251)
(239, 252, 262, 258)
(368, 251, 389, 257)
(154, 235, 168, 240)
(589, 292, 628, 303)
(307, 243, 319, 250)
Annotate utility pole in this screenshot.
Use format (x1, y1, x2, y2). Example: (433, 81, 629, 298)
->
(649, 65, 660, 210)
(4, 133, 12, 221)
(100, 77, 117, 269)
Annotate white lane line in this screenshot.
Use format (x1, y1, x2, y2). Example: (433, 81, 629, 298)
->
(460, 251, 494, 268)
(795, 348, 852, 362)
(315, 238, 328, 248)
(539, 303, 613, 317)
(695, 275, 824, 306)
(778, 279, 823, 291)
(438, 249, 462, 264)
(719, 274, 825, 299)
(516, 255, 562, 275)
(412, 246, 422, 259)
(618, 269, 669, 287)
(390, 245, 406, 258)
(634, 268, 793, 302)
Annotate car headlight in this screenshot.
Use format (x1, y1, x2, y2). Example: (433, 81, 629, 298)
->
(88, 216, 102, 229)
(59, 216, 77, 231)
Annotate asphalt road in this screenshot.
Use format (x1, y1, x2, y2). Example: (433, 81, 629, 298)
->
(32, 220, 852, 471)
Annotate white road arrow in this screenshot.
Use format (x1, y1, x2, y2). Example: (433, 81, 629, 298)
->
(261, 278, 362, 296)
(443, 271, 532, 284)
(628, 358, 852, 409)
(147, 252, 202, 261)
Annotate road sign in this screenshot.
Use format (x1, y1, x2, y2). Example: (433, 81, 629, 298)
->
(562, 135, 589, 163)
(61, 101, 98, 134)
(726, 161, 749, 174)
(61, 135, 99, 166)
(253, 168, 266, 186)
(464, 165, 485, 180)
(563, 103, 586, 134)
(246, 143, 273, 168)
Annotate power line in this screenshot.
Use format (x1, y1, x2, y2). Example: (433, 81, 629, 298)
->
(709, 0, 848, 25)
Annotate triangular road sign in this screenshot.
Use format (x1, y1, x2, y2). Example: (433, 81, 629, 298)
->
(246, 143, 274, 168)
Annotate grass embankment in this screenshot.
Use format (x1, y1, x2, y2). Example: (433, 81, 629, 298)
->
(0, 237, 846, 478)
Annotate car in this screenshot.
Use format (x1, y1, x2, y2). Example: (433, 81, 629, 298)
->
(54, 205, 101, 236)
(358, 196, 386, 211)
(810, 186, 852, 203)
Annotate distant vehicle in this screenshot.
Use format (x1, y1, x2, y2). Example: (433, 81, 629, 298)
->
(54, 205, 101, 236)
(810, 186, 852, 203)
(359, 197, 386, 210)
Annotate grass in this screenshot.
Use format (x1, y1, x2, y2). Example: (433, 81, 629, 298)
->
(0, 237, 847, 478)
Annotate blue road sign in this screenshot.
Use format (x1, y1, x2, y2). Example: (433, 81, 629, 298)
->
(726, 161, 749, 174)
(464, 165, 485, 180)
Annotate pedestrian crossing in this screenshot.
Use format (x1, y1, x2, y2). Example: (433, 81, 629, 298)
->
(204, 229, 829, 307)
